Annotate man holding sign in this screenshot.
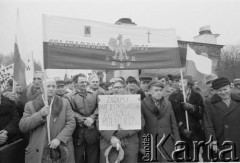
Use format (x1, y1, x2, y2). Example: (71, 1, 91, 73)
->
(98, 80, 144, 163)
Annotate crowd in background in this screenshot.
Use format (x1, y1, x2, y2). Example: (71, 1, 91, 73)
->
(1, 71, 240, 162)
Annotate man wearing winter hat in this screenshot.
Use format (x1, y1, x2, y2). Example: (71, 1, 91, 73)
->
(231, 78, 240, 96)
(203, 77, 240, 161)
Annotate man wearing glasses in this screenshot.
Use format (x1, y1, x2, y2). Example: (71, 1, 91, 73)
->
(68, 73, 99, 163)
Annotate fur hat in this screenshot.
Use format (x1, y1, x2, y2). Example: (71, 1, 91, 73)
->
(212, 77, 230, 90)
(49, 143, 69, 162)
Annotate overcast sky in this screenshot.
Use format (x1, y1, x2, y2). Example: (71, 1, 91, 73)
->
(0, 0, 240, 77)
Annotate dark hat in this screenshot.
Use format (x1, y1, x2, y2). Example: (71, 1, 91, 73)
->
(167, 74, 174, 81)
(148, 80, 164, 89)
(126, 76, 137, 84)
(56, 80, 66, 86)
(212, 77, 230, 90)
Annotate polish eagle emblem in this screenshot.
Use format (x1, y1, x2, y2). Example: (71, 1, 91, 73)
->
(108, 34, 133, 61)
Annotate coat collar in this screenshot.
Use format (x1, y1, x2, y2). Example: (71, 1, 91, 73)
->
(32, 94, 63, 118)
(211, 94, 240, 104)
(211, 94, 240, 115)
(143, 95, 168, 119)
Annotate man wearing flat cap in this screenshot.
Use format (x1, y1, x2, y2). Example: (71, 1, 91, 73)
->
(139, 74, 152, 96)
(140, 80, 180, 162)
(204, 77, 240, 161)
(231, 78, 240, 96)
(56, 80, 68, 98)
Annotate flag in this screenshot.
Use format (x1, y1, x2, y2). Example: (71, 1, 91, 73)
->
(13, 9, 27, 88)
(186, 45, 212, 82)
(14, 37, 27, 88)
(43, 14, 181, 70)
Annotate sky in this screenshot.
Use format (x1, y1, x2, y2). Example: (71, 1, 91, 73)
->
(0, 0, 240, 78)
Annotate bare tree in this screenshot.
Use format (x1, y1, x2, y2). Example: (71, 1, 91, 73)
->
(217, 44, 240, 81)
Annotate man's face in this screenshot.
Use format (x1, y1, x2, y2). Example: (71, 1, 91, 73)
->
(77, 76, 88, 91)
(90, 77, 99, 90)
(67, 82, 74, 90)
(179, 79, 188, 91)
(46, 82, 57, 97)
(149, 86, 163, 100)
(56, 85, 66, 96)
(140, 80, 150, 91)
(33, 74, 43, 88)
(206, 80, 213, 89)
(215, 85, 231, 100)
(112, 82, 124, 95)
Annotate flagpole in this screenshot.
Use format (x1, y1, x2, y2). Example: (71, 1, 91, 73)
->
(43, 69, 51, 143)
(180, 68, 189, 130)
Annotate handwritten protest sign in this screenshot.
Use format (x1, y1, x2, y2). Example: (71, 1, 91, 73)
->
(98, 95, 141, 130)
(0, 64, 14, 82)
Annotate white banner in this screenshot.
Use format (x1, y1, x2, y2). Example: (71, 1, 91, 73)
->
(98, 95, 141, 130)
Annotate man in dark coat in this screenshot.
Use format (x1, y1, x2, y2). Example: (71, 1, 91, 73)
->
(204, 77, 240, 161)
(0, 93, 21, 146)
(141, 80, 180, 162)
(168, 78, 205, 161)
(67, 73, 99, 163)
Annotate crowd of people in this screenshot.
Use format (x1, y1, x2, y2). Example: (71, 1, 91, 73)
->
(1, 71, 240, 162)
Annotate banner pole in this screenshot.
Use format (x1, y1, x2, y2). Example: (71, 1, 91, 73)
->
(43, 69, 51, 143)
(180, 68, 189, 130)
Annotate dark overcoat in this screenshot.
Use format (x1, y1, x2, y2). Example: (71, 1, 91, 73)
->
(141, 95, 180, 162)
(204, 94, 240, 160)
(168, 89, 204, 141)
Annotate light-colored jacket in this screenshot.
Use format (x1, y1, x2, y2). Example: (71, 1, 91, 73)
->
(19, 95, 76, 163)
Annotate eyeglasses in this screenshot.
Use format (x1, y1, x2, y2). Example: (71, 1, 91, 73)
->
(79, 81, 87, 84)
(33, 77, 42, 81)
(113, 86, 123, 90)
